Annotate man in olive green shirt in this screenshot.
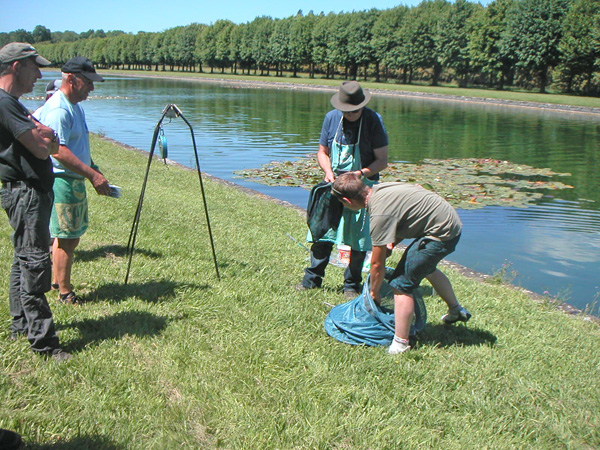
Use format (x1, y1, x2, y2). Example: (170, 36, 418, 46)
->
(332, 172, 472, 354)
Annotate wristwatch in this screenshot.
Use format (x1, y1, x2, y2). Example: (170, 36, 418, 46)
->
(51, 131, 58, 143)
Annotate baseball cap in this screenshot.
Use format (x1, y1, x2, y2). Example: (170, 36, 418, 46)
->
(61, 56, 104, 82)
(0, 42, 51, 66)
(45, 79, 62, 95)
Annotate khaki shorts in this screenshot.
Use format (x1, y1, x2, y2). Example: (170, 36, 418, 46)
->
(50, 177, 88, 239)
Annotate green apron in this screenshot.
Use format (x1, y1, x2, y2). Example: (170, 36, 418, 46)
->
(308, 116, 373, 251)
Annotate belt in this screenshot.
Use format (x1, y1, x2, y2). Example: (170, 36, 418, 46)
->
(1, 180, 27, 189)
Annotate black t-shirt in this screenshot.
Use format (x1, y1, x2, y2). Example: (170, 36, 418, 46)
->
(319, 108, 389, 180)
(0, 89, 54, 192)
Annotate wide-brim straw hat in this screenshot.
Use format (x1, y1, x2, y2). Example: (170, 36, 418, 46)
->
(330, 81, 372, 112)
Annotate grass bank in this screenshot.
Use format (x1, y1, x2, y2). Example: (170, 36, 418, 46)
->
(100, 68, 600, 111)
(1, 135, 599, 449)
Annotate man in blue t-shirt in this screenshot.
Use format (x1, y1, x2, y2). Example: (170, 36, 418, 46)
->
(35, 56, 111, 305)
(298, 81, 389, 298)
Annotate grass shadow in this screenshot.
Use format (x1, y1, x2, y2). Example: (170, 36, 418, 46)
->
(26, 434, 120, 449)
(85, 279, 210, 303)
(416, 323, 497, 349)
(74, 244, 162, 262)
(59, 310, 170, 352)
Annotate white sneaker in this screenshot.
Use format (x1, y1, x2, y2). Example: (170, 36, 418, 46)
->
(388, 339, 411, 354)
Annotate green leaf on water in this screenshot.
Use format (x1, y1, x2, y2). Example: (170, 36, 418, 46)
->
(233, 156, 575, 209)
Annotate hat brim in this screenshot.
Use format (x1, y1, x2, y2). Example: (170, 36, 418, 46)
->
(330, 90, 371, 112)
(81, 72, 105, 82)
(34, 55, 51, 67)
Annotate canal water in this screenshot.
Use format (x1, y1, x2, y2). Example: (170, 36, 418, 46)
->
(22, 74, 600, 315)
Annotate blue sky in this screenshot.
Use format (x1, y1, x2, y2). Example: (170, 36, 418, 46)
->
(1, 0, 492, 34)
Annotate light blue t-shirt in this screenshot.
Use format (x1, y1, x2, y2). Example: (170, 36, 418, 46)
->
(34, 90, 90, 179)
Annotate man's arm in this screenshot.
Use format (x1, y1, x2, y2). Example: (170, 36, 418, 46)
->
(369, 244, 388, 304)
(357, 145, 388, 178)
(53, 145, 111, 195)
(16, 120, 59, 159)
(316, 144, 335, 182)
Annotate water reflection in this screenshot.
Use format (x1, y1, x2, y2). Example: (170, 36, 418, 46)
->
(456, 204, 600, 306)
(22, 73, 600, 314)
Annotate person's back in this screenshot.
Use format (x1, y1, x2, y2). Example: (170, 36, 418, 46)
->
(368, 182, 462, 245)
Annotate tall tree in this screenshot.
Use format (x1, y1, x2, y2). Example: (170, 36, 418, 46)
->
(214, 21, 234, 73)
(269, 18, 291, 77)
(436, 0, 479, 87)
(372, 6, 409, 81)
(311, 13, 334, 78)
(556, 0, 600, 94)
(235, 23, 255, 74)
(346, 10, 378, 80)
(174, 25, 200, 71)
(9, 29, 34, 43)
(468, 0, 516, 89)
(288, 12, 316, 77)
(402, 0, 451, 86)
(32, 25, 51, 43)
(150, 32, 166, 71)
(249, 16, 274, 75)
(91, 38, 108, 68)
(505, 0, 573, 92)
(326, 13, 353, 78)
(79, 29, 95, 40)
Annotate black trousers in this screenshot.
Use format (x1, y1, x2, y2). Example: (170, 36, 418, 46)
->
(301, 240, 366, 292)
(1, 182, 59, 353)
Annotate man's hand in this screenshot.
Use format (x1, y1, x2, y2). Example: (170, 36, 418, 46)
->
(34, 121, 59, 153)
(317, 144, 335, 183)
(19, 117, 59, 158)
(370, 289, 381, 305)
(90, 171, 111, 196)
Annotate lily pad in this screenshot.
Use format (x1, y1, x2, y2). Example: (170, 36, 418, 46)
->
(234, 157, 574, 210)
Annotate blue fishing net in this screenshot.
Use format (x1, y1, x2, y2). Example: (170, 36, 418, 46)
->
(324, 275, 427, 347)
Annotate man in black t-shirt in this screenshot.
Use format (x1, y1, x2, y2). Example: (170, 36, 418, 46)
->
(0, 42, 71, 361)
(298, 81, 388, 298)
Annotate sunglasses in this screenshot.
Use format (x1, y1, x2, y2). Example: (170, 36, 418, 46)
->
(344, 108, 362, 114)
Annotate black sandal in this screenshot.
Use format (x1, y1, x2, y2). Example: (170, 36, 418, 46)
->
(59, 291, 84, 305)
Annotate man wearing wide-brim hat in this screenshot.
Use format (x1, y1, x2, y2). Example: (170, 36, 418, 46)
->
(297, 80, 389, 298)
(0, 42, 71, 361)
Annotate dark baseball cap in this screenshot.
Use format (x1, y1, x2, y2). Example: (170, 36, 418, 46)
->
(0, 42, 51, 66)
(61, 56, 104, 82)
(45, 79, 62, 94)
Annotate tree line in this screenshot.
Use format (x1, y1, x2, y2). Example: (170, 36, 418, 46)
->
(3, 0, 600, 95)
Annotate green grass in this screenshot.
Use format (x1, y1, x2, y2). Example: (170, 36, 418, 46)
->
(94, 67, 600, 110)
(1, 136, 599, 449)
